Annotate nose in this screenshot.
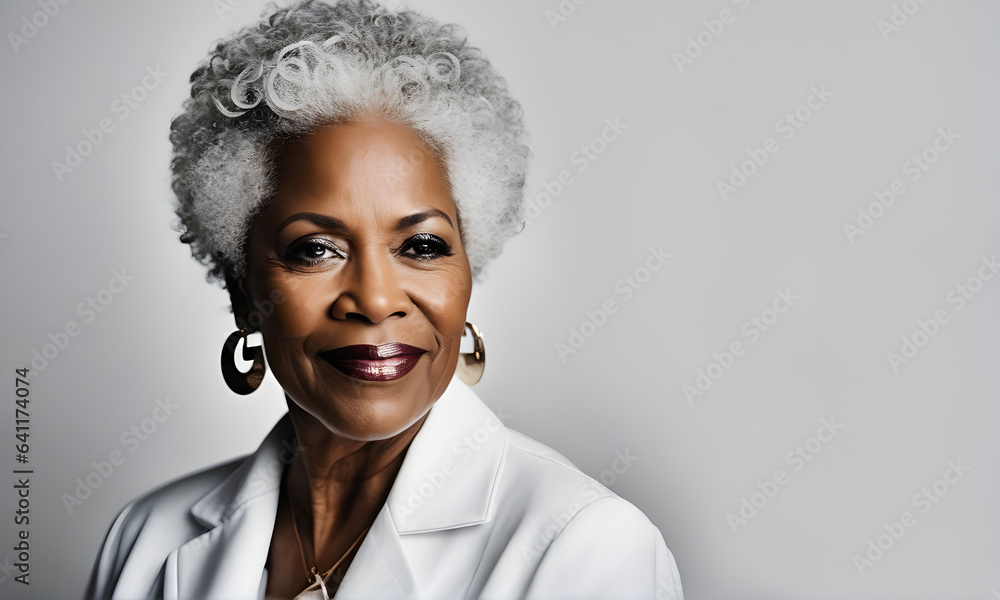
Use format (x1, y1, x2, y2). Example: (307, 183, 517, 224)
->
(329, 248, 410, 324)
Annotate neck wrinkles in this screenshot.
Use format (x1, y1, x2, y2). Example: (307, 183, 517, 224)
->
(283, 399, 429, 570)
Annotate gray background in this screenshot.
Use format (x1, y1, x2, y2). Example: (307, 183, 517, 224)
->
(1, 0, 997, 598)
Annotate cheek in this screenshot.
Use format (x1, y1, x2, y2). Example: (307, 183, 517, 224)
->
(411, 267, 472, 339)
(249, 273, 335, 397)
(254, 272, 337, 339)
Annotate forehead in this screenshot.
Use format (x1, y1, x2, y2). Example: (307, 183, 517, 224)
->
(265, 119, 456, 226)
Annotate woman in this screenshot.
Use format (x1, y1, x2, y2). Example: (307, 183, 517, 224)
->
(86, 1, 683, 598)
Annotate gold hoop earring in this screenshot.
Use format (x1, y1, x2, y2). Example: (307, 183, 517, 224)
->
(456, 322, 485, 386)
(221, 328, 266, 395)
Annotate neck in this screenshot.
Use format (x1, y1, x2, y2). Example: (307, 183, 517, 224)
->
(283, 397, 428, 571)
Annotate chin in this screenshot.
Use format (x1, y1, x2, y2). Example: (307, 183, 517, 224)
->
(341, 407, 430, 441)
(280, 358, 449, 440)
(304, 391, 433, 441)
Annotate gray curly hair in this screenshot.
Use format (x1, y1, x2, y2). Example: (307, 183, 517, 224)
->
(170, 0, 529, 285)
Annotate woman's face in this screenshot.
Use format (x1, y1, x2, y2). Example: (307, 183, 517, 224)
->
(241, 119, 472, 441)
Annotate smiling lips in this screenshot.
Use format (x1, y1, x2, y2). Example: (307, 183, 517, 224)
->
(319, 343, 426, 381)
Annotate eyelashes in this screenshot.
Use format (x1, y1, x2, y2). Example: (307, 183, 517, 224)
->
(283, 233, 453, 268)
(284, 238, 344, 267)
(400, 233, 453, 260)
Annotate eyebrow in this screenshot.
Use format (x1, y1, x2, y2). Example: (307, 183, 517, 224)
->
(396, 208, 454, 231)
(276, 212, 348, 234)
(275, 208, 455, 234)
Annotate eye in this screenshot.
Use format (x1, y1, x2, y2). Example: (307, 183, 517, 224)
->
(401, 233, 453, 260)
(285, 237, 345, 266)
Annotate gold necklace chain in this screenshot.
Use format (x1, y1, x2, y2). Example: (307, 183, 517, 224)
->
(287, 487, 370, 590)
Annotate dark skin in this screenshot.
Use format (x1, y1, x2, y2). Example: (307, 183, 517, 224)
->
(228, 119, 473, 598)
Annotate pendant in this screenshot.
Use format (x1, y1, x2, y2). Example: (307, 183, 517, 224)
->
(292, 568, 331, 600)
(313, 570, 330, 600)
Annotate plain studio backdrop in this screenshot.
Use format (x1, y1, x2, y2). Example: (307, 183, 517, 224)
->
(0, 0, 997, 598)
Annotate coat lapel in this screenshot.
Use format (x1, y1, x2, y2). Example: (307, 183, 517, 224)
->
(314, 378, 509, 598)
(161, 377, 506, 599)
(386, 378, 507, 535)
(166, 492, 279, 600)
(330, 504, 419, 599)
(163, 416, 293, 600)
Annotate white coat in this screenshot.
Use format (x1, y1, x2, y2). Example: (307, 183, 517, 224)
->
(85, 378, 684, 600)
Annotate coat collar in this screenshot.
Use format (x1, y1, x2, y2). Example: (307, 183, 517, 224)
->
(168, 376, 507, 599)
(386, 377, 507, 533)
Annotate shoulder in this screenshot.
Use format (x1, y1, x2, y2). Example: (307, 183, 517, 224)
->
(498, 427, 622, 511)
(85, 456, 245, 600)
(114, 456, 243, 540)
(492, 429, 684, 599)
(525, 495, 684, 600)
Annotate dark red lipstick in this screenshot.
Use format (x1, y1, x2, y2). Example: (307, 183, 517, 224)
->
(319, 343, 426, 381)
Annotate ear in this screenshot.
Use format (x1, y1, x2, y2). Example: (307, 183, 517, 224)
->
(225, 273, 252, 331)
